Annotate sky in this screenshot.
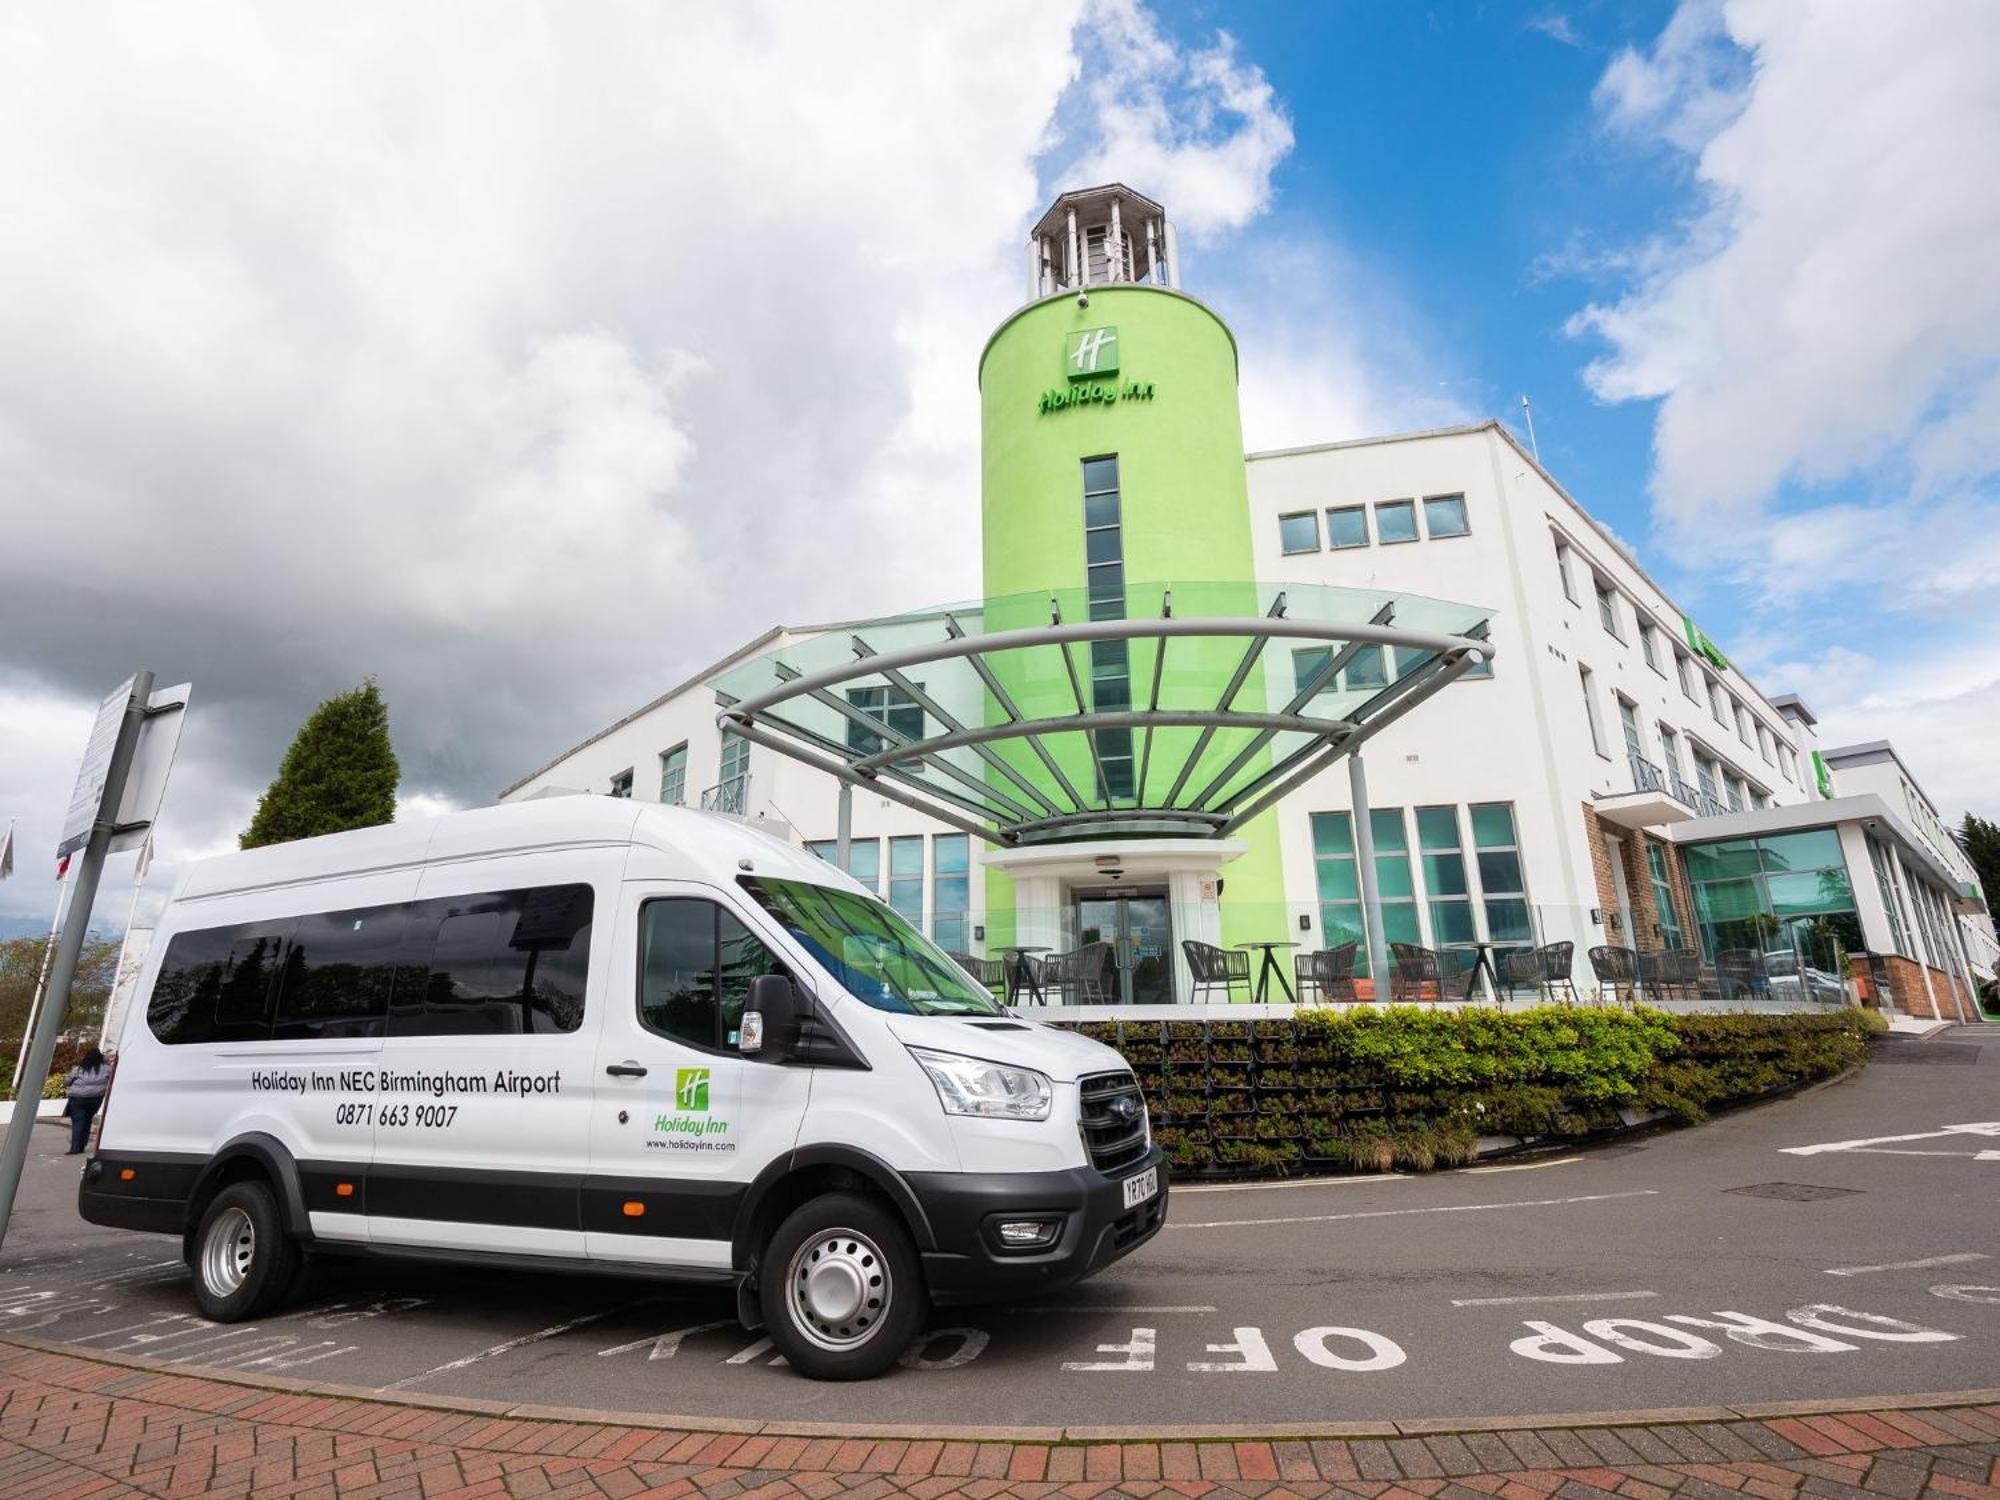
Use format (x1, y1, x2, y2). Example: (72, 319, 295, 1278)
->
(2, 0, 1996, 933)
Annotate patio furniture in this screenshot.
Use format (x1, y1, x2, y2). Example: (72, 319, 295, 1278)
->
(1295, 942, 1358, 1005)
(1236, 939, 1300, 1003)
(999, 945, 1051, 1006)
(947, 953, 1007, 996)
(1641, 947, 1701, 1003)
(1388, 941, 1448, 1004)
(1497, 941, 1577, 1005)
(1588, 945, 1640, 1006)
(1068, 941, 1115, 1005)
(1716, 947, 1766, 1001)
(1444, 939, 1505, 1005)
(1183, 939, 1252, 1003)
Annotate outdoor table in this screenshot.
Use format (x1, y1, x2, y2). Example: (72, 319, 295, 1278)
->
(1000, 945, 1051, 1007)
(1445, 940, 1503, 1005)
(1235, 940, 1300, 1004)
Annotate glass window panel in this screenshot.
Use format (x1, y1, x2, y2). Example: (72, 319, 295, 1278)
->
(1469, 802, 1517, 848)
(934, 834, 970, 874)
(1278, 512, 1319, 553)
(1081, 456, 1118, 494)
(847, 839, 881, 891)
(1423, 494, 1469, 537)
(1345, 646, 1388, 689)
(1084, 491, 1119, 528)
(1766, 868, 1854, 917)
(637, 899, 717, 1049)
(1327, 505, 1368, 548)
(1484, 898, 1532, 942)
(406, 886, 593, 1036)
(1422, 852, 1468, 896)
(1369, 809, 1408, 853)
(1476, 849, 1523, 892)
(890, 835, 924, 876)
(1430, 900, 1477, 944)
(1376, 499, 1417, 543)
(1311, 811, 1353, 856)
(1382, 904, 1421, 946)
(1318, 860, 1359, 901)
(1755, 828, 1843, 873)
(1684, 839, 1761, 881)
(1293, 646, 1333, 695)
(273, 905, 405, 1040)
(1085, 527, 1121, 565)
(1692, 877, 1764, 923)
(1087, 561, 1123, 596)
(1416, 806, 1462, 851)
(1375, 856, 1414, 900)
(659, 744, 688, 805)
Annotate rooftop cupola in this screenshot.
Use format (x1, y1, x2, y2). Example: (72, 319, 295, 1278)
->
(1026, 183, 1178, 302)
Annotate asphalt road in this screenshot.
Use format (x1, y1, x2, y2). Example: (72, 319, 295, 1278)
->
(2, 1023, 1995, 1427)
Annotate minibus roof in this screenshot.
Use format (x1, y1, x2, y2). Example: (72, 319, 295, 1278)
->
(172, 798, 861, 903)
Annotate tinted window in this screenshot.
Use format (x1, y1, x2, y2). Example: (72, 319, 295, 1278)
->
(147, 921, 291, 1045)
(395, 885, 593, 1036)
(272, 906, 409, 1039)
(638, 898, 789, 1051)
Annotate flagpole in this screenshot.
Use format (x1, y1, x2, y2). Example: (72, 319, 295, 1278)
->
(11, 866, 75, 1093)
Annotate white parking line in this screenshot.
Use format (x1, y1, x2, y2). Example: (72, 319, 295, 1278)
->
(1826, 1253, 1990, 1276)
(1169, 1189, 1659, 1232)
(1011, 1304, 1218, 1313)
(1461, 1157, 1581, 1175)
(1450, 1290, 1658, 1307)
(1174, 1175, 1409, 1194)
(380, 1309, 620, 1391)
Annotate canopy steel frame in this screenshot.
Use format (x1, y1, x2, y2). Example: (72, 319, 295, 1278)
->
(717, 612, 1493, 848)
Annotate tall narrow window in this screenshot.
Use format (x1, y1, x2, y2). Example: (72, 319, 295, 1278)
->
(1677, 652, 1699, 702)
(1595, 581, 1621, 638)
(1417, 806, 1474, 945)
(719, 731, 750, 797)
(1616, 696, 1645, 763)
(1867, 836, 1911, 957)
(1081, 456, 1134, 800)
(1695, 752, 1721, 810)
(658, 744, 688, 806)
(1640, 623, 1663, 674)
(1470, 803, 1532, 960)
(1579, 665, 1607, 756)
(888, 836, 925, 927)
(1555, 537, 1578, 602)
(931, 835, 970, 952)
(1645, 842, 1686, 950)
(1658, 724, 1682, 782)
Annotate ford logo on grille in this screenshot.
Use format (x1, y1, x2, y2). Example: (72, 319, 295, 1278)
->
(1107, 1094, 1139, 1122)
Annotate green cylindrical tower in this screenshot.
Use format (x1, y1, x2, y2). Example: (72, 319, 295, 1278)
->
(975, 184, 1289, 960)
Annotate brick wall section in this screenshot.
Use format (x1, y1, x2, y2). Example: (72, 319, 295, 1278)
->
(1580, 804, 1693, 958)
(1874, 953, 1980, 1021)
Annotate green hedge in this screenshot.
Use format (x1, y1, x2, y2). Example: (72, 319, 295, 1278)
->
(1067, 1006, 1882, 1179)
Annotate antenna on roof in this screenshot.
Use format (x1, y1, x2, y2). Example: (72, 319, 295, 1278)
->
(1520, 393, 1541, 464)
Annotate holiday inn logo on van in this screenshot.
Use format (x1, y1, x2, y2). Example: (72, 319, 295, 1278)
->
(676, 1067, 710, 1111)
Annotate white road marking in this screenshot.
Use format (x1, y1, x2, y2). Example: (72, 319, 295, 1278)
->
(380, 1309, 618, 1390)
(1011, 1304, 1217, 1313)
(1174, 1175, 1409, 1194)
(1460, 1157, 1582, 1174)
(1826, 1253, 1989, 1276)
(1451, 1290, 1659, 1307)
(1170, 1188, 1658, 1231)
(1782, 1122, 2000, 1156)
(724, 1336, 775, 1365)
(595, 1319, 734, 1361)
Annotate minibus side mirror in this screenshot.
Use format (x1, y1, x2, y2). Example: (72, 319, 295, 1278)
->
(740, 974, 801, 1060)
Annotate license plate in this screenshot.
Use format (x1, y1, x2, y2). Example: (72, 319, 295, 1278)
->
(1121, 1166, 1158, 1210)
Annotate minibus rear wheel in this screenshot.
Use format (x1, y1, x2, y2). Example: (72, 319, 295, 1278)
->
(760, 1192, 924, 1380)
(187, 1180, 302, 1322)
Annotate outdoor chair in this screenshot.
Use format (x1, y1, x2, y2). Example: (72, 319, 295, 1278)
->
(1588, 945, 1640, 1006)
(1295, 942, 1359, 1005)
(1039, 948, 1074, 1005)
(948, 953, 1007, 996)
(1070, 941, 1115, 1005)
(1496, 940, 1577, 1005)
(1182, 939, 1252, 1003)
(1388, 941, 1447, 1004)
(1717, 947, 1766, 1001)
(1654, 947, 1701, 1002)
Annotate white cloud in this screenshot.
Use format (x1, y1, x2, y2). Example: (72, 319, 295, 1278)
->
(1570, 0, 2000, 532)
(0, 1, 1318, 921)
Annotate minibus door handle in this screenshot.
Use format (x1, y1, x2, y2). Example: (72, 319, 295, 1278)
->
(604, 1062, 648, 1078)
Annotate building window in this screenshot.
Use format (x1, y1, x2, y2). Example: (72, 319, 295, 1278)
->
(1470, 803, 1533, 960)
(1640, 623, 1663, 675)
(1345, 645, 1388, 691)
(1756, 724, 1773, 764)
(1309, 809, 1419, 979)
(1684, 827, 1862, 979)
(888, 836, 925, 927)
(608, 768, 633, 799)
(714, 731, 751, 811)
(1278, 511, 1319, 554)
(1422, 494, 1469, 538)
(1293, 646, 1334, 696)
(1658, 724, 1683, 782)
(658, 744, 687, 806)
(1709, 680, 1728, 725)
(805, 837, 882, 895)
(1750, 786, 1770, 810)
(1579, 664, 1608, 757)
(1646, 841, 1687, 950)
(1724, 772, 1745, 813)
(1375, 499, 1418, 544)
(1616, 695, 1645, 764)
(1555, 536, 1578, 603)
(1595, 580, 1621, 639)
(1417, 806, 1475, 945)
(1695, 752, 1721, 810)
(1677, 651, 1699, 703)
(845, 683, 924, 756)
(1734, 701, 1753, 744)
(1779, 744, 1798, 782)
(931, 834, 970, 952)
(1326, 505, 1368, 549)
(1081, 456, 1135, 800)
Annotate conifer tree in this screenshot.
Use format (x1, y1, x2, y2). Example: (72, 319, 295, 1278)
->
(240, 680, 400, 849)
(1962, 812, 2000, 908)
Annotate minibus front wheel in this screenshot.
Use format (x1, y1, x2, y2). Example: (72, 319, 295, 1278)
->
(187, 1180, 303, 1322)
(760, 1192, 925, 1380)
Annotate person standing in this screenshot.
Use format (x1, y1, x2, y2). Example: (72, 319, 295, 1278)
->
(62, 1046, 111, 1156)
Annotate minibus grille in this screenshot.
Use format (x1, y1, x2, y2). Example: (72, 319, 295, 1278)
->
(1078, 1071, 1149, 1175)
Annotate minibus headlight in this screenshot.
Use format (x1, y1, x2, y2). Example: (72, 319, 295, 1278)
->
(907, 1047, 1052, 1122)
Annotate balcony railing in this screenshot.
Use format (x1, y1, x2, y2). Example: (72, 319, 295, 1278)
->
(699, 775, 749, 816)
(1628, 753, 1668, 795)
(1670, 773, 1703, 809)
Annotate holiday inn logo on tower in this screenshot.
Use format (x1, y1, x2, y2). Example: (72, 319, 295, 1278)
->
(1066, 326, 1118, 378)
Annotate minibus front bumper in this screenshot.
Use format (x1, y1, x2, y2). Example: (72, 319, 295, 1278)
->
(907, 1146, 1167, 1305)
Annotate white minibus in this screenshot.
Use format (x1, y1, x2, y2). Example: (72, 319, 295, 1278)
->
(79, 800, 1164, 1380)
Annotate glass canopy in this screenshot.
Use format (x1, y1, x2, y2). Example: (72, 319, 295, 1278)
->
(712, 580, 1494, 847)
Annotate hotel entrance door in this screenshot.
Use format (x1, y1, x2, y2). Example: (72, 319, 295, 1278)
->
(1075, 890, 1174, 1006)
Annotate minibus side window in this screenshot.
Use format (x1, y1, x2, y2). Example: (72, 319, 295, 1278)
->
(147, 921, 291, 1044)
(391, 884, 592, 1036)
(271, 905, 408, 1040)
(638, 898, 789, 1052)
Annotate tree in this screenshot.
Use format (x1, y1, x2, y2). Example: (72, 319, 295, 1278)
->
(241, 680, 400, 849)
(1963, 813, 2000, 908)
(0, 934, 120, 1044)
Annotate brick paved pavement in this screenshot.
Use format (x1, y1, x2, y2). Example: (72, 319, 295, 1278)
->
(4, 1338, 1998, 1500)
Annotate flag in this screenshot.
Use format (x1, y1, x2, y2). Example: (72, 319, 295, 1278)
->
(0, 820, 13, 881)
(56, 851, 70, 880)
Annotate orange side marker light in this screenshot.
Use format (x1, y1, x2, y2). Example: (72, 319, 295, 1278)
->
(118, 1168, 136, 1182)
(335, 1182, 355, 1198)
(622, 1201, 646, 1218)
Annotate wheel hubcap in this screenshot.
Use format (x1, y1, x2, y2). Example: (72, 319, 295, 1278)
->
(786, 1229, 890, 1351)
(200, 1206, 256, 1298)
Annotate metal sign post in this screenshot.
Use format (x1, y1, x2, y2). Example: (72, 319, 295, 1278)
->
(0, 672, 165, 1252)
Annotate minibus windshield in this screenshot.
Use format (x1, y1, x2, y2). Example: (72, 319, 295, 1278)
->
(741, 877, 1003, 1016)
